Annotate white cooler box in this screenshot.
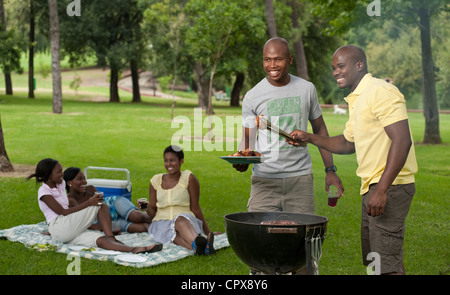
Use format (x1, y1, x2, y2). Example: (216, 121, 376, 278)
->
(84, 166, 132, 201)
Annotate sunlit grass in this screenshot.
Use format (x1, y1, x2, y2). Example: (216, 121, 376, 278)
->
(0, 68, 449, 275)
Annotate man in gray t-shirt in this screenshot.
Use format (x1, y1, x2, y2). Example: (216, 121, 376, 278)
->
(234, 37, 343, 213)
(242, 74, 321, 178)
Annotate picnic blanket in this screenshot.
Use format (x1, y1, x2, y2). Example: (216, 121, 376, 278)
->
(0, 222, 229, 268)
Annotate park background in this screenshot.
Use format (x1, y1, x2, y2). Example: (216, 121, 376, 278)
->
(0, 0, 448, 275)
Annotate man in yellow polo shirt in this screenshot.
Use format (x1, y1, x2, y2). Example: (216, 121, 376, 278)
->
(287, 45, 417, 275)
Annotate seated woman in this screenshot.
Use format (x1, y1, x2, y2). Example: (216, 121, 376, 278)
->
(28, 158, 162, 254)
(144, 145, 215, 255)
(63, 167, 151, 233)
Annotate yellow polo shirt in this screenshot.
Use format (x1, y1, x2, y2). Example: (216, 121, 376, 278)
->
(343, 74, 417, 195)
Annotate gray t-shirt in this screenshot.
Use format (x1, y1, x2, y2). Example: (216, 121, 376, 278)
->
(242, 74, 322, 178)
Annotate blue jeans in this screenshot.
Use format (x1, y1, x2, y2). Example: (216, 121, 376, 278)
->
(111, 196, 138, 232)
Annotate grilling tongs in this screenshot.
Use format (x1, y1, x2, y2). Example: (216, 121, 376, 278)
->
(256, 115, 306, 147)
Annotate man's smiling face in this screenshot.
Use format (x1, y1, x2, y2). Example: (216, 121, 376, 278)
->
(263, 40, 293, 87)
(331, 47, 367, 92)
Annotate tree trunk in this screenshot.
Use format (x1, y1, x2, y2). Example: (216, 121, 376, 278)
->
(0, 0, 12, 95)
(193, 61, 209, 110)
(207, 26, 232, 115)
(265, 0, 277, 37)
(418, 7, 441, 144)
(48, 0, 62, 113)
(0, 116, 14, 172)
(170, 64, 177, 120)
(230, 72, 244, 107)
(28, 0, 35, 99)
(109, 66, 120, 102)
(290, 0, 309, 80)
(207, 64, 217, 116)
(130, 59, 141, 103)
(4, 74, 12, 95)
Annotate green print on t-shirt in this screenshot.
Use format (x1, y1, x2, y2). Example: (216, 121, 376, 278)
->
(267, 96, 301, 146)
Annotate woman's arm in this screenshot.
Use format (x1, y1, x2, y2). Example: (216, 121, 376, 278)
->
(187, 173, 210, 235)
(146, 184, 157, 221)
(40, 193, 102, 216)
(67, 185, 97, 208)
(68, 196, 77, 208)
(86, 185, 97, 195)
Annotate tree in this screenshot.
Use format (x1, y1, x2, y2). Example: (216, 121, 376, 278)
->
(58, 0, 146, 103)
(369, 0, 445, 144)
(185, 0, 266, 114)
(48, 0, 62, 113)
(418, 4, 442, 144)
(186, 2, 233, 115)
(289, 0, 309, 80)
(229, 73, 245, 107)
(0, 0, 11, 95)
(433, 11, 450, 110)
(123, 0, 146, 103)
(312, 0, 445, 143)
(144, 0, 267, 110)
(0, 115, 13, 172)
(86, 1, 131, 103)
(264, 0, 333, 81)
(143, 0, 188, 116)
(365, 22, 422, 100)
(28, 0, 36, 99)
(216, 5, 266, 107)
(4, 0, 49, 98)
(0, 0, 23, 95)
(168, 13, 185, 117)
(184, 0, 228, 112)
(0, 29, 23, 96)
(265, 0, 277, 37)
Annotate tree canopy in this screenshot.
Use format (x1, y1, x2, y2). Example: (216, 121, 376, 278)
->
(0, 0, 448, 143)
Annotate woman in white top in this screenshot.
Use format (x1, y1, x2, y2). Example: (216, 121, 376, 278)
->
(28, 158, 162, 254)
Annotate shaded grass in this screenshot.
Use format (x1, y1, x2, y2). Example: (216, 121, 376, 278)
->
(0, 73, 449, 275)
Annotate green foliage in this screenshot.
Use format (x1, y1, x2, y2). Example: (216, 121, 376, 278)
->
(144, 0, 267, 93)
(143, 0, 190, 79)
(309, 0, 368, 37)
(2, 0, 449, 110)
(69, 74, 82, 95)
(185, 0, 234, 66)
(158, 74, 173, 91)
(36, 58, 51, 79)
(58, 0, 147, 73)
(365, 22, 422, 100)
(184, 0, 266, 70)
(433, 9, 450, 109)
(343, 4, 450, 109)
(0, 28, 23, 75)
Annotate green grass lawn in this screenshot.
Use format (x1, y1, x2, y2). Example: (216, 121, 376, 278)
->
(0, 68, 449, 275)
